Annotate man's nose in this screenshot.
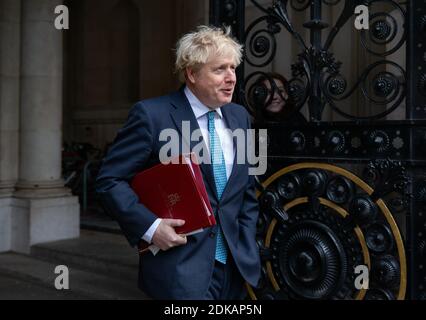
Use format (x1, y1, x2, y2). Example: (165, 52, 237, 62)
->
(225, 69, 236, 82)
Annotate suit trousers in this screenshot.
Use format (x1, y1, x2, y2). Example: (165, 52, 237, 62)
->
(204, 255, 246, 300)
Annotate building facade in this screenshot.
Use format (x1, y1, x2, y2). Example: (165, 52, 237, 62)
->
(0, 0, 208, 253)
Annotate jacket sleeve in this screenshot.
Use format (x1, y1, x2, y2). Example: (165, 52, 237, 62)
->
(95, 102, 158, 247)
(238, 110, 260, 262)
(238, 174, 259, 243)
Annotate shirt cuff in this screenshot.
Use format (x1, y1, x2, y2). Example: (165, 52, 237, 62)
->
(142, 218, 162, 244)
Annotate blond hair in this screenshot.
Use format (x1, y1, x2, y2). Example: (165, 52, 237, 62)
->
(175, 25, 243, 82)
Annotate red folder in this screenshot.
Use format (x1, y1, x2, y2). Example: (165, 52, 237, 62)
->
(131, 154, 216, 253)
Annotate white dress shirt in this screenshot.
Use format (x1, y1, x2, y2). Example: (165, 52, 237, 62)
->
(142, 86, 235, 245)
(183, 86, 235, 178)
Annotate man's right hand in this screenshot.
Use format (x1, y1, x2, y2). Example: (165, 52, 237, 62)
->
(151, 219, 187, 251)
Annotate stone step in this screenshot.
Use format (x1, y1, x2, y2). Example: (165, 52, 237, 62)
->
(0, 253, 147, 300)
(80, 214, 122, 234)
(30, 229, 139, 282)
(0, 272, 90, 300)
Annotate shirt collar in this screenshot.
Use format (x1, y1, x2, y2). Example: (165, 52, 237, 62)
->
(184, 86, 223, 120)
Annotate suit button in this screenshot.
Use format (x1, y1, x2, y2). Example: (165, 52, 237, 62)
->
(209, 232, 215, 238)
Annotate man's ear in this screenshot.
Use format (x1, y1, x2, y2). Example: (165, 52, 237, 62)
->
(186, 67, 196, 84)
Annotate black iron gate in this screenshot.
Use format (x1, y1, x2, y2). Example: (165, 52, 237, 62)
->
(211, 0, 426, 300)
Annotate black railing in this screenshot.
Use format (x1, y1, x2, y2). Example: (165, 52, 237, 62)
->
(211, 0, 425, 300)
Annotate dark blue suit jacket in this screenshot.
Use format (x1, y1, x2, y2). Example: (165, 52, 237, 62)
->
(96, 88, 261, 299)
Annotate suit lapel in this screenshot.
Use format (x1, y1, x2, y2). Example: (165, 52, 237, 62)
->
(220, 104, 242, 199)
(169, 89, 218, 200)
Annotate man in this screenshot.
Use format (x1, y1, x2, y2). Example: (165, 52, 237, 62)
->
(96, 25, 261, 300)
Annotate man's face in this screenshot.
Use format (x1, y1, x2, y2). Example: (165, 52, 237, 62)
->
(186, 55, 237, 109)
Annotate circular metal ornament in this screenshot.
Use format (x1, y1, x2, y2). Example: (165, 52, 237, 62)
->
(277, 221, 347, 299)
(365, 223, 394, 254)
(326, 176, 354, 204)
(250, 163, 407, 300)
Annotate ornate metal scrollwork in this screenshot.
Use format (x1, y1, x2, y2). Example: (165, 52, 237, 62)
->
(290, 0, 311, 11)
(211, 0, 424, 300)
(242, 0, 407, 121)
(248, 161, 410, 300)
(362, 158, 411, 200)
(322, 60, 406, 120)
(359, 1, 406, 56)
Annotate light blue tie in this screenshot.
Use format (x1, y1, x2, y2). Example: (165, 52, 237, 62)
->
(208, 110, 228, 264)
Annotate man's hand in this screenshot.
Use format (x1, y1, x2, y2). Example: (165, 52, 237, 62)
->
(151, 219, 187, 251)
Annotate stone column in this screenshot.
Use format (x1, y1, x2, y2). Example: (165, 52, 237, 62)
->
(0, 0, 21, 252)
(13, 0, 79, 252)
